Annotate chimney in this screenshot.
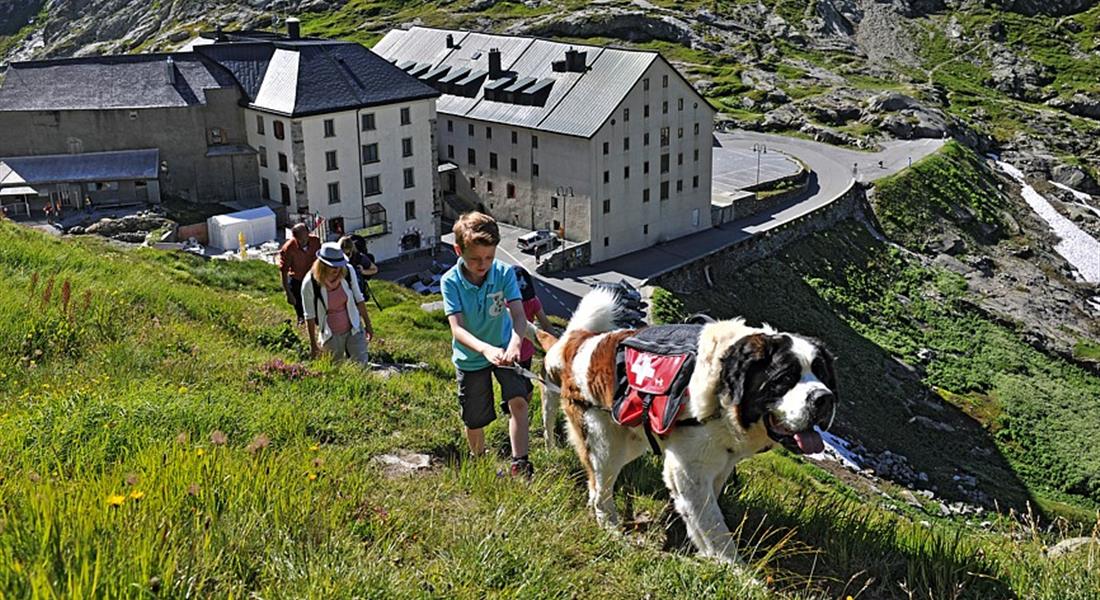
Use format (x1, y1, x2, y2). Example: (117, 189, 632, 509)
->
(165, 56, 176, 85)
(488, 47, 502, 78)
(446, 33, 455, 49)
(286, 17, 301, 40)
(565, 48, 587, 72)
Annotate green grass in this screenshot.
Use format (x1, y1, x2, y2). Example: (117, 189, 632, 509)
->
(872, 140, 1009, 250)
(3, 220, 1099, 598)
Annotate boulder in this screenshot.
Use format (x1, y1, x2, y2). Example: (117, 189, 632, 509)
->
(1046, 537, 1098, 559)
(867, 92, 922, 113)
(1047, 93, 1100, 120)
(987, 49, 1053, 101)
(1051, 163, 1100, 195)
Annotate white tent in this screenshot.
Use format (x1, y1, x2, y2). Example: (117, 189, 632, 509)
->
(206, 206, 277, 250)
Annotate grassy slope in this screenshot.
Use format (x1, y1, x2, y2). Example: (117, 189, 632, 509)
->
(1, 221, 1098, 598)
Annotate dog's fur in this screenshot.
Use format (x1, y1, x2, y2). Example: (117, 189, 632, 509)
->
(536, 288, 838, 564)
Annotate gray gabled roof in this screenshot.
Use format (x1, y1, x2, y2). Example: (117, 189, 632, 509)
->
(0, 149, 160, 185)
(196, 39, 441, 117)
(373, 27, 714, 138)
(0, 54, 237, 111)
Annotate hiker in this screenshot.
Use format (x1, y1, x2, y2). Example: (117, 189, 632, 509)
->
(511, 265, 554, 370)
(441, 212, 533, 478)
(339, 235, 378, 293)
(301, 242, 373, 365)
(277, 223, 321, 325)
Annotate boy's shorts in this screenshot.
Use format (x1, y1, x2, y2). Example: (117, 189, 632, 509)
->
(456, 361, 534, 429)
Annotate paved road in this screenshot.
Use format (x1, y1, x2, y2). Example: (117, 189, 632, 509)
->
(477, 133, 945, 318)
(712, 143, 802, 196)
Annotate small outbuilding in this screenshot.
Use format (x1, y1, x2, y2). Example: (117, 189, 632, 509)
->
(206, 206, 277, 250)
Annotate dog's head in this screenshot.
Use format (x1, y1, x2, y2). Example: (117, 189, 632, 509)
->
(718, 333, 837, 454)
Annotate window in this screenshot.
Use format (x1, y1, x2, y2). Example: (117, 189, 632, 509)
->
(660, 127, 670, 147)
(364, 175, 382, 196)
(327, 182, 341, 204)
(644, 161, 650, 174)
(603, 237, 609, 247)
(644, 224, 649, 235)
(623, 137, 630, 151)
(602, 199, 611, 214)
(551, 197, 559, 209)
(403, 167, 415, 189)
(490, 152, 498, 170)
(469, 177, 476, 190)
(507, 183, 516, 198)
(261, 178, 270, 200)
(693, 175, 700, 188)
(258, 145, 267, 168)
(468, 123, 475, 136)
(485, 126, 492, 139)
(624, 166, 630, 179)
(694, 123, 700, 135)
(447, 119, 454, 132)
(644, 133, 650, 147)
(676, 179, 683, 193)
(660, 153, 670, 174)
(400, 107, 411, 125)
(273, 120, 285, 140)
(256, 115, 264, 135)
(532, 135, 539, 149)
(511, 130, 518, 144)
(361, 113, 375, 131)
(532, 163, 540, 177)
(660, 180, 669, 200)
(447, 144, 454, 159)
(323, 119, 335, 138)
(662, 101, 668, 114)
(623, 108, 630, 122)
(325, 150, 338, 171)
(280, 183, 290, 205)
(553, 219, 561, 231)
(603, 142, 609, 155)
(402, 138, 413, 157)
(643, 77, 650, 91)
(662, 74, 668, 88)
(278, 152, 288, 172)
(486, 181, 494, 194)
(643, 188, 650, 203)
(678, 127, 684, 139)
(467, 148, 476, 166)
(644, 104, 650, 118)
(405, 200, 416, 221)
(694, 149, 700, 162)
(603, 170, 610, 184)
(510, 158, 517, 173)
(678, 98, 684, 111)
(678, 152, 683, 166)
(362, 143, 379, 164)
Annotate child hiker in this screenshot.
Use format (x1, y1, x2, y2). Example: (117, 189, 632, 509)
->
(441, 212, 534, 478)
(301, 242, 373, 365)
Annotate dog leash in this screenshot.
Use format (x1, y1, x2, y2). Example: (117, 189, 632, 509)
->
(509, 363, 561, 394)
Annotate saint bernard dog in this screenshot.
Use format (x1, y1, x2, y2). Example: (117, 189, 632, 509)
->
(533, 287, 838, 564)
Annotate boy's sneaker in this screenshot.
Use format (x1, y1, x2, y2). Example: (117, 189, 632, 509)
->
(510, 457, 534, 481)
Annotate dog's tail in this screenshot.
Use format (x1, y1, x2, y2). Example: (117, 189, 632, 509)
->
(566, 286, 624, 334)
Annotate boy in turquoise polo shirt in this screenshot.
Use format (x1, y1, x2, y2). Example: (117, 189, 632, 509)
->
(442, 212, 534, 478)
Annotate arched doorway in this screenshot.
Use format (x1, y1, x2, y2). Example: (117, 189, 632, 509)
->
(400, 227, 422, 253)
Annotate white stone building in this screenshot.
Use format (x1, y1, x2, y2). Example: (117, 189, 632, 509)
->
(199, 26, 442, 261)
(374, 27, 715, 264)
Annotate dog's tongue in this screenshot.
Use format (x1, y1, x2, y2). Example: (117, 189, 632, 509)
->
(794, 430, 824, 454)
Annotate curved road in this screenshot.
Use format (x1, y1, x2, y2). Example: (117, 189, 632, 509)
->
(500, 132, 944, 317)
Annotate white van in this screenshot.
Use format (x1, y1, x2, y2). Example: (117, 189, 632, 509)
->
(516, 229, 558, 253)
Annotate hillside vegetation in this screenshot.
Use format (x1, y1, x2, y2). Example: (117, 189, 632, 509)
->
(1, 220, 1098, 598)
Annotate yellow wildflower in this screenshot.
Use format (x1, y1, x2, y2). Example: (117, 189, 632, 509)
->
(196, 448, 205, 457)
(129, 490, 145, 501)
(309, 444, 320, 452)
(106, 494, 125, 507)
(307, 472, 318, 481)
(178, 386, 189, 394)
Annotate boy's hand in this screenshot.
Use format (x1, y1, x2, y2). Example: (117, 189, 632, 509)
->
(482, 346, 506, 366)
(503, 337, 522, 366)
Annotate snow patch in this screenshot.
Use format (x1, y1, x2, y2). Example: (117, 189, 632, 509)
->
(1051, 181, 1100, 219)
(807, 428, 864, 470)
(997, 162, 1100, 283)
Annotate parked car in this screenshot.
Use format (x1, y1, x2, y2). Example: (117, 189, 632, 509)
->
(517, 229, 558, 254)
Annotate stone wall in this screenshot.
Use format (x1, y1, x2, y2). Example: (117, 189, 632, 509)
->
(536, 241, 591, 275)
(652, 183, 869, 293)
